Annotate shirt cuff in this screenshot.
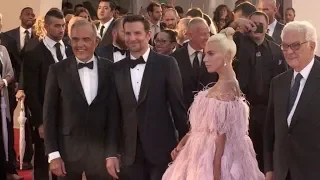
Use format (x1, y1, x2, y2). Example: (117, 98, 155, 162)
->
(2, 79, 8, 87)
(48, 151, 61, 163)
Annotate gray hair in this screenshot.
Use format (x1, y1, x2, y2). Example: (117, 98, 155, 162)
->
(187, 17, 208, 31)
(163, 8, 179, 18)
(70, 19, 97, 38)
(281, 21, 318, 50)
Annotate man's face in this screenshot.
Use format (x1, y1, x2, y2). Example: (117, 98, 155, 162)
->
(71, 24, 99, 61)
(20, 8, 35, 28)
(257, 1, 277, 24)
(97, 1, 114, 21)
(285, 10, 295, 23)
(163, 11, 178, 29)
(233, 10, 244, 20)
(124, 22, 151, 53)
(45, 17, 65, 41)
(249, 15, 268, 40)
(188, 22, 210, 49)
(114, 23, 126, 49)
(150, 6, 162, 22)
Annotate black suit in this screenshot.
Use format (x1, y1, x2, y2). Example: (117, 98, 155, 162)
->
(44, 56, 113, 179)
(23, 40, 73, 180)
(171, 45, 218, 110)
(107, 50, 188, 180)
(95, 44, 115, 62)
(5, 27, 21, 51)
(271, 22, 284, 45)
(265, 59, 320, 180)
(97, 20, 115, 47)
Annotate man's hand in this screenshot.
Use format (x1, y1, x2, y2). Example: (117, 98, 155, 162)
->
(38, 124, 44, 139)
(265, 171, 273, 180)
(16, 90, 25, 101)
(50, 157, 66, 177)
(106, 158, 120, 179)
(234, 18, 257, 33)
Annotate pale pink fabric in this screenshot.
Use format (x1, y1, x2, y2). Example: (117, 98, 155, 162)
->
(162, 90, 265, 180)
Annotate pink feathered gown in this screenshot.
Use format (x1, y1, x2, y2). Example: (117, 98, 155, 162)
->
(162, 90, 265, 180)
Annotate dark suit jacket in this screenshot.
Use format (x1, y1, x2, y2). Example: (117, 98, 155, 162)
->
(97, 20, 115, 47)
(23, 41, 73, 127)
(271, 22, 284, 45)
(264, 59, 320, 180)
(171, 45, 218, 109)
(0, 33, 21, 81)
(43, 56, 114, 163)
(5, 27, 21, 51)
(95, 44, 114, 62)
(107, 50, 189, 166)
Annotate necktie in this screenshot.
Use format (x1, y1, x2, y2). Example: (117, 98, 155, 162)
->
(113, 46, 127, 55)
(100, 25, 105, 38)
(55, 43, 63, 61)
(78, 61, 94, 69)
(193, 51, 200, 76)
(128, 56, 146, 68)
(287, 73, 303, 115)
(24, 30, 30, 46)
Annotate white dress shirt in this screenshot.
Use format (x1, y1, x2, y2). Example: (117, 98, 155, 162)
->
(48, 56, 99, 163)
(113, 44, 127, 63)
(130, 48, 150, 101)
(287, 58, 314, 126)
(19, 26, 32, 49)
(97, 17, 114, 38)
(43, 36, 67, 63)
(188, 43, 203, 66)
(268, 19, 278, 37)
(150, 21, 161, 41)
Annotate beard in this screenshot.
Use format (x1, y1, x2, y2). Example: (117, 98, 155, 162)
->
(116, 36, 127, 49)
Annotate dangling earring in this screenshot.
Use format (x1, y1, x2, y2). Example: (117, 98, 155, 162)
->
(224, 61, 227, 66)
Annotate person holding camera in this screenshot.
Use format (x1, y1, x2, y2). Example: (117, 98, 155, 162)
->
(229, 11, 287, 171)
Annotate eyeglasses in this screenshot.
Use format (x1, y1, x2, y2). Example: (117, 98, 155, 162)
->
(280, 41, 308, 51)
(154, 39, 170, 45)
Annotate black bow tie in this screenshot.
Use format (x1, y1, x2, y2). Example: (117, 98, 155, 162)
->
(113, 46, 127, 55)
(78, 61, 94, 69)
(128, 56, 146, 68)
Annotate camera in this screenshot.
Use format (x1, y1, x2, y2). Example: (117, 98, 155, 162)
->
(255, 23, 264, 33)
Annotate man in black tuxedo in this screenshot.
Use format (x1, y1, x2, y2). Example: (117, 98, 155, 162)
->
(96, 0, 116, 46)
(171, 17, 218, 110)
(23, 9, 73, 180)
(106, 15, 189, 180)
(44, 19, 113, 180)
(5, 7, 35, 52)
(264, 21, 320, 180)
(257, 0, 284, 44)
(95, 17, 128, 62)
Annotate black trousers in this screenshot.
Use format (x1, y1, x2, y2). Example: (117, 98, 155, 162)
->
(119, 138, 168, 180)
(249, 105, 267, 172)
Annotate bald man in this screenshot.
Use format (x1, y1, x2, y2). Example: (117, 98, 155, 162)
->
(162, 8, 180, 29)
(257, 0, 284, 44)
(171, 17, 218, 110)
(176, 18, 191, 47)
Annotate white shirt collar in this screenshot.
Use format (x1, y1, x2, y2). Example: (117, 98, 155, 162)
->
(130, 47, 150, 62)
(187, 43, 203, 56)
(268, 19, 277, 31)
(19, 26, 32, 34)
(100, 17, 114, 27)
(294, 58, 314, 80)
(75, 55, 96, 64)
(44, 36, 65, 48)
(150, 21, 160, 27)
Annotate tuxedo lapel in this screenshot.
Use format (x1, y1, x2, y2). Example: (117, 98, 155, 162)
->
(91, 56, 107, 104)
(118, 61, 137, 105)
(290, 60, 320, 128)
(69, 56, 87, 103)
(137, 51, 155, 106)
(39, 41, 55, 64)
(278, 70, 293, 129)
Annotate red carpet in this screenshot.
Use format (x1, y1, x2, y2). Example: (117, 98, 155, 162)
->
(14, 128, 33, 180)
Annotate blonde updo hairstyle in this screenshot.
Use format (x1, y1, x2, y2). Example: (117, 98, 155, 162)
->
(206, 27, 237, 63)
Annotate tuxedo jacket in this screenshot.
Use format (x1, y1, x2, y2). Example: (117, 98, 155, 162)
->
(107, 50, 189, 166)
(96, 20, 115, 47)
(95, 44, 114, 62)
(23, 41, 73, 127)
(271, 22, 284, 45)
(43, 56, 114, 163)
(264, 59, 320, 180)
(171, 45, 218, 109)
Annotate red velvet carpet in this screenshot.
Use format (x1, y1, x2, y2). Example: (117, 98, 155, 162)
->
(14, 128, 33, 180)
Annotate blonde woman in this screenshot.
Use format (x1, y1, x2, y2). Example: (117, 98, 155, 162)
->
(162, 28, 264, 180)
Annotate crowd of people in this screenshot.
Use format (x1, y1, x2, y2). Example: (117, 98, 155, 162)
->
(1, 0, 319, 180)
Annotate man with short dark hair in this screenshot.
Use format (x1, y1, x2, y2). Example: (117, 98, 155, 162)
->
(234, 1, 257, 20)
(285, 8, 295, 24)
(175, 6, 184, 19)
(146, 2, 165, 43)
(96, 0, 116, 46)
(185, 8, 203, 18)
(23, 9, 73, 180)
(74, 4, 84, 13)
(96, 17, 128, 62)
(106, 15, 188, 180)
(44, 19, 113, 180)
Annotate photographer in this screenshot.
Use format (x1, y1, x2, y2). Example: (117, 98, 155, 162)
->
(229, 11, 287, 171)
